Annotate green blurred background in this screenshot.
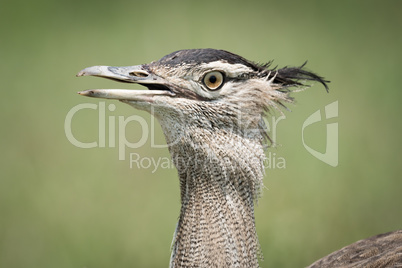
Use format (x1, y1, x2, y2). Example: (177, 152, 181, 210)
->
(1, 0, 401, 267)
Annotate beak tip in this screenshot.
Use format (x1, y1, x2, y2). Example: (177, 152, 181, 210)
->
(76, 66, 106, 78)
(78, 90, 93, 96)
(76, 70, 87, 77)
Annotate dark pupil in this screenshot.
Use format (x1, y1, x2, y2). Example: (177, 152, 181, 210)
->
(209, 75, 217, 84)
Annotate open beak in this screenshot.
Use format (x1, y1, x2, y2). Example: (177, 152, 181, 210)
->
(76, 65, 175, 101)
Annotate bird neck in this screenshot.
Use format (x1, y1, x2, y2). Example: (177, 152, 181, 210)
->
(162, 124, 265, 268)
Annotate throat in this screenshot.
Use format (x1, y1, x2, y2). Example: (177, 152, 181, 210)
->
(165, 128, 265, 268)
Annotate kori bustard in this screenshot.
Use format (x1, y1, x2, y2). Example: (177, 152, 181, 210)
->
(77, 49, 402, 267)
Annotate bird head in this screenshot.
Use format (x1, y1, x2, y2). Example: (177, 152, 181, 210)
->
(77, 49, 328, 144)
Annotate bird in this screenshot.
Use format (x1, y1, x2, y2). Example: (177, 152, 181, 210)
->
(77, 49, 402, 268)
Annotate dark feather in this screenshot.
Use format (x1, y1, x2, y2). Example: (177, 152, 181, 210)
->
(273, 62, 330, 92)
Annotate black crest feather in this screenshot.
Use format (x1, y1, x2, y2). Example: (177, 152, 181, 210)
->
(269, 62, 329, 92)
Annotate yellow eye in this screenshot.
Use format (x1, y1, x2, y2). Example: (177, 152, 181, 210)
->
(203, 71, 224, 90)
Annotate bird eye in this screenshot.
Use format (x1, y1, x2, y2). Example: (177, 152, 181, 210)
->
(203, 71, 224, 90)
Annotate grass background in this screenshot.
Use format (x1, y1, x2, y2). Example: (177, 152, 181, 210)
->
(1, 0, 401, 267)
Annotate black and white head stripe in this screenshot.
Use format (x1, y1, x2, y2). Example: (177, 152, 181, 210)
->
(152, 48, 329, 91)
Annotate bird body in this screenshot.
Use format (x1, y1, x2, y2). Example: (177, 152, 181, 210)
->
(77, 49, 401, 267)
(308, 230, 402, 268)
